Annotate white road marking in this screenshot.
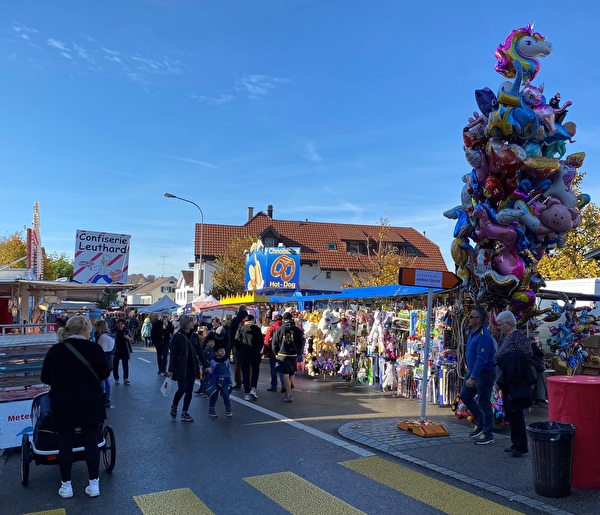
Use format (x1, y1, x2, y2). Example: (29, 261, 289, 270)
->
(230, 396, 375, 457)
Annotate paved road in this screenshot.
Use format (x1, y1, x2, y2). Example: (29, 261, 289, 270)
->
(1, 345, 597, 514)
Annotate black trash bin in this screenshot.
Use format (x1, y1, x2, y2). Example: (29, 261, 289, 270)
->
(527, 421, 576, 498)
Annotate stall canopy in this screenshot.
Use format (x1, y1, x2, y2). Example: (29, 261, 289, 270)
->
(192, 294, 219, 311)
(138, 295, 179, 314)
(269, 284, 441, 303)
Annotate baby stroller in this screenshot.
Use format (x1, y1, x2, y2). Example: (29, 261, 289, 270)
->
(20, 391, 116, 486)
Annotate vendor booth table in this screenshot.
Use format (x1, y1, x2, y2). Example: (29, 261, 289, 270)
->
(548, 375, 600, 489)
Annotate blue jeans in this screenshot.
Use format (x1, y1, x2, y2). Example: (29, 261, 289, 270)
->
(268, 355, 283, 388)
(460, 372, 496, 436)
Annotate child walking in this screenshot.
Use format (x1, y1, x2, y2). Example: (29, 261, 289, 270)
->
(205, 341, 233, 417)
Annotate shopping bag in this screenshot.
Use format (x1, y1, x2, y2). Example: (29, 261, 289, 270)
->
(160, 378, 173, 397)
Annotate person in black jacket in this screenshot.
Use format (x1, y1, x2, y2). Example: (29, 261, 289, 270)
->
(229, 305, 248, 389)
(151, 312, 174, 376)
(235, 314, 264, 401)
(112, 319, 133, 385)
(167, 315, 210, 422)
(495, 310, 536, 457)
(40, 315, 110, 499)
(270, 312, 304, 402)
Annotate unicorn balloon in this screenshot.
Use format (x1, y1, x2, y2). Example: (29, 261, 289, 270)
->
(495, 24, 552, 83)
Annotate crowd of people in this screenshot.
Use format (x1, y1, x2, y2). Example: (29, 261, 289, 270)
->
(39, 305, 305, 499)
(40, 301, 542, 501)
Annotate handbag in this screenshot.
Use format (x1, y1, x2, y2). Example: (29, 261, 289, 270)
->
(160, 377, 173, 397)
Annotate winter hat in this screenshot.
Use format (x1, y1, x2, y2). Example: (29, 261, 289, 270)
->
(282, 312, 293, 321)
(215, 326, 226, 340)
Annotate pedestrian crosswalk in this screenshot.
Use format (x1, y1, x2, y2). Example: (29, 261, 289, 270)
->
(16, 457, 524, 515)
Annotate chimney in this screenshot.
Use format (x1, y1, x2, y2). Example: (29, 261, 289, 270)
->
(267, 204, 273, 218)
(247, 206, 254, 220)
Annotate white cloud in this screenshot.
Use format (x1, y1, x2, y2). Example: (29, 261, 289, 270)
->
(303, 141, 322, 162)
(47, 38, 68, 51)
(191, 93, 236, 105)
(236, 74, 291, 99)
(159, 154, 218, 169)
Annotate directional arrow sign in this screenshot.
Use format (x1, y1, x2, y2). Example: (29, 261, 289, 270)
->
(398, 267, 461, 289)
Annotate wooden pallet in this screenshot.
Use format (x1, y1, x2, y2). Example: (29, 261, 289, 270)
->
(397, 419, 449, 437)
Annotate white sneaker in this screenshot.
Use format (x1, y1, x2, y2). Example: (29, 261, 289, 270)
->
(249, 389, 258, 400)
(85, 478, 100, 497)
(59, 480, 73, 498)
(243, 394, 251, 401)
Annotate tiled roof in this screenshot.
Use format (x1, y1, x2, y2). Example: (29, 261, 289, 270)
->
(128, 276, 177, 294)
(180, 270, 193, 285)
(195, 212, 447, 272)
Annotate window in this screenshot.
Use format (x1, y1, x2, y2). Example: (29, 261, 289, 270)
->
(395, 243, 416, 254)
(325, 271, 332, 279)
(264, 237, 276, 247)
(346, 241, 367, 254)
(327, 242, 337, 251)
(161, 286, 175, 294)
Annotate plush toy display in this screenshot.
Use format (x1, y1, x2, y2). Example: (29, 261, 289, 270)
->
(318, 308, 343, 344)
(381, 361, 398, 391)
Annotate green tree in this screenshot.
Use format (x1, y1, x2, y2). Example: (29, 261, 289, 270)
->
(0, 231, 27, 268)
(342, 216, 418, 288)
(537, 173, 600, 279)
(209, 235, 257, 298)
(43, 252, 74, 280)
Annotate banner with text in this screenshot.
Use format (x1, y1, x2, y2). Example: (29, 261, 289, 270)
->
(73, 230, 131, 284)
(245, 245, 300, 293)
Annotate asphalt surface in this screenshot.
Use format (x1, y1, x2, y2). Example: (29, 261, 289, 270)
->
(1, 345, 599, 514)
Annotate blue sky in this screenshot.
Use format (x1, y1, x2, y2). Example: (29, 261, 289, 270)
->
(2, 1, 599, 280)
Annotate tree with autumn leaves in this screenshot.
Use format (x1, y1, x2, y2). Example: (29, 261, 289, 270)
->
(209, 235, 257, 298)
(0, 231, 75, 280)
(342, 217, 418, 288)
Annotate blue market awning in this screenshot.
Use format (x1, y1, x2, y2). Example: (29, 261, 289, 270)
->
(268, 284, 441, 303)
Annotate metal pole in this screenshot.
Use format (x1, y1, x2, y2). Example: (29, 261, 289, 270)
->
(163, 193, 204, 296)
(420, 287, 434, 422)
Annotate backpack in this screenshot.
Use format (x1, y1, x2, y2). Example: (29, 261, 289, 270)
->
(281, 330, 296, 354)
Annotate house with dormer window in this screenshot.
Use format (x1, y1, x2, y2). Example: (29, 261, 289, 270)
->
(190, 205, 448, 295)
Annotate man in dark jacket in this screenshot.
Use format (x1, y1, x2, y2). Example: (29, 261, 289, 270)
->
(270, 312, 304, 402)
(151, 312, 174, 376)
(229, 305, 248, 389)
(235, 314, 264, 400)
(167, 315, 210, 422)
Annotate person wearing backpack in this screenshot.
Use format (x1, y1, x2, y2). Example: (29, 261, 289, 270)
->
(270, 312, 304, 402)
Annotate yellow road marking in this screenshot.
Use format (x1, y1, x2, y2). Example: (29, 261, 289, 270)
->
(341, 456, 523, 515)
(134, 488, 213, 515)
(245, 471, 365, 515)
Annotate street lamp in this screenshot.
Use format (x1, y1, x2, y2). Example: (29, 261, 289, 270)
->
(164, 192, 204, 297)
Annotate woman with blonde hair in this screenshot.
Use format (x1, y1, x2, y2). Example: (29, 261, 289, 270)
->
(41, 315, 110, 498)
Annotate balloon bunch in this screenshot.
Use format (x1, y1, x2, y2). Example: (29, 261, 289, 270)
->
(445, 24, 591, 318)
(546, 296, 598, 374)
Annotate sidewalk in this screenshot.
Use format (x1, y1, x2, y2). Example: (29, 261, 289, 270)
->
(338, 404, 600, 515)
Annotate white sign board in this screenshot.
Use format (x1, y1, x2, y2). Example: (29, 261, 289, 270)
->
(73, 230, 131, 284)
(0, 400, 33, 449)
(414, 269, 443, 288)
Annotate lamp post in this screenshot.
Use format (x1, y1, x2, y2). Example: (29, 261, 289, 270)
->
(164, 192, 204, 297)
